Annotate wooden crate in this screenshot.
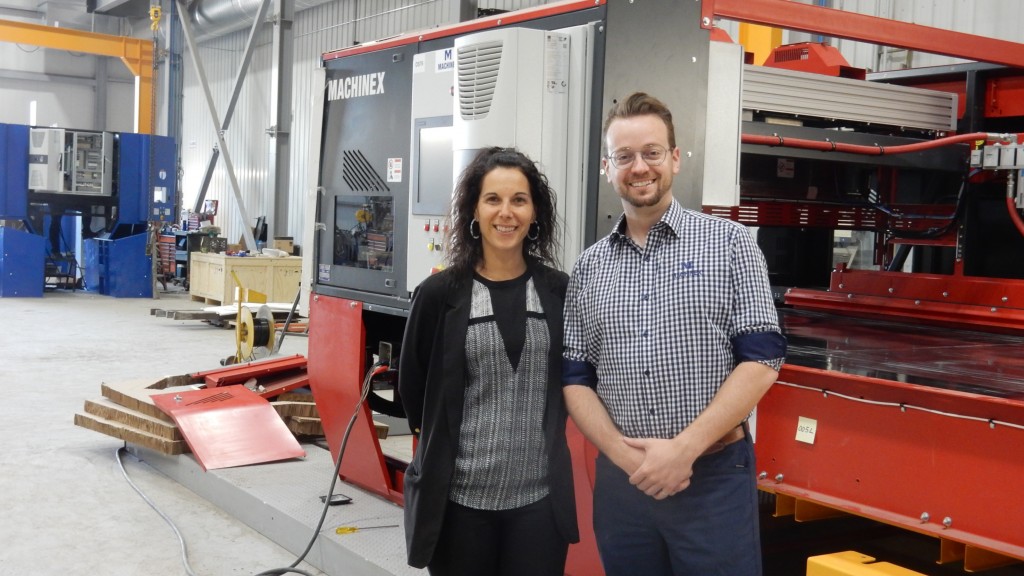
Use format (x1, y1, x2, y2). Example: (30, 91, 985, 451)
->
(189, 252, 301, 305)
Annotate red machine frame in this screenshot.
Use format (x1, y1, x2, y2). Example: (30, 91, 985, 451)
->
(701, 0, 1024, 570)
(758, 365, 1024, 571)
(308, 1, 1024, 573)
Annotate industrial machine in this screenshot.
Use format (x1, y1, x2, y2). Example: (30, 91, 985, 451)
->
(0, 123, 176, 297)
(306, 1, 1024, 573)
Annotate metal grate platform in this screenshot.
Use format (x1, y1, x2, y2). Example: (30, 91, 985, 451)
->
(130, 442, 421, 576)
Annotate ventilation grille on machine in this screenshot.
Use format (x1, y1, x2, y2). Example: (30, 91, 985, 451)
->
(458, 40, 503, 120)
(185, 391, 236, 406)
(773, 46, 809, 63)
(342, 149, 390, 193)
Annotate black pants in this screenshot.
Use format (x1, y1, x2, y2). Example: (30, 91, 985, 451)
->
(428, 496, 568, 576)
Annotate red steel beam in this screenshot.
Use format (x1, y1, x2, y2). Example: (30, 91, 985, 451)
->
(702, 0, 1024, 69)
(192, 354, 307, 388)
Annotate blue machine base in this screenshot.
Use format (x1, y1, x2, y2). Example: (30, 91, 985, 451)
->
(84, 233, 153, 298)
(0, 227, 45, 297)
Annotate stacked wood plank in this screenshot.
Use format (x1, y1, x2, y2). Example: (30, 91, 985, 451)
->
(74, 377, 198, 455)
(274, 391, 324, 437)
(75, 380, 325, 454)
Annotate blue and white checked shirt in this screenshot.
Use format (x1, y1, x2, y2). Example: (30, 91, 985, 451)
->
(562, 199, 786, 439)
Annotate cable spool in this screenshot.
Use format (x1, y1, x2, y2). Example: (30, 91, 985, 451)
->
(238, 305, 276, 359)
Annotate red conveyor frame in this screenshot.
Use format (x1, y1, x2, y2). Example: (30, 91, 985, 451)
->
(756, 364, 1024, 570)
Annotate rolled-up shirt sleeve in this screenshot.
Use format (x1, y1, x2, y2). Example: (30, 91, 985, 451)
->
(562, 253, 599, 389)
(732, 331, 787, 371)
(728, 225, 786, 371)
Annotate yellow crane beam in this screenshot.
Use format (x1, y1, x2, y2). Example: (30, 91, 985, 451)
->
(0, 18, 154, 134)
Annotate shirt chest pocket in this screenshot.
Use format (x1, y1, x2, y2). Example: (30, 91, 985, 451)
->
(657, 261, 731, 321)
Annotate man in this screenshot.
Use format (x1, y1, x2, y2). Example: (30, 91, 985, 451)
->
(562, 92, 786, 575)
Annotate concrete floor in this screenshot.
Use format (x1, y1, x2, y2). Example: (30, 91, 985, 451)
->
(0, 287, 328, 576)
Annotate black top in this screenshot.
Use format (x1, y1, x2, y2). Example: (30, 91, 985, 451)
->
(473, 270, 530, 371)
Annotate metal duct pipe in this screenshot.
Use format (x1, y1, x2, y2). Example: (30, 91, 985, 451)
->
(189, 0, 270, 41)
(190, 0, 330, 40)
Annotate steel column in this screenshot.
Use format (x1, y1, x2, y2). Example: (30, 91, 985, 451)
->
(267, 0, 294, 239)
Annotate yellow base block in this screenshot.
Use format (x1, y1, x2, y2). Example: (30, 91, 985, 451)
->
(807, 551, 926, 576)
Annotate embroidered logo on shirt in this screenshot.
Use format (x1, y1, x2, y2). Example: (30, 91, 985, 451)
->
(674, 261, 703, 279)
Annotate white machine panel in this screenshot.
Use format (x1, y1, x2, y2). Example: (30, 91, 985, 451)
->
(454, 25, 589, 270)
(406, 48, 456, 291)
(28, 128, 65, 192)
(28, 128, 112, 196)
(702, 41, 744, 208)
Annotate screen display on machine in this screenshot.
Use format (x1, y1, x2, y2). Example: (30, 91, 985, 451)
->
(333, 195, 394, 272)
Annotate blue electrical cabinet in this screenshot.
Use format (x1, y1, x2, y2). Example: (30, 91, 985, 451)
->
(0, 227, 45, 297)
(118, 132, 177, 225)
(0, 123, 29, 219)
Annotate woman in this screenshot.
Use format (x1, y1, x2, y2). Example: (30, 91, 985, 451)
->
(398, 147, 578, 575)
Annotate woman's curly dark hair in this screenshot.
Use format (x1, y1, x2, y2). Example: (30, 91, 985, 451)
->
(444, 147, 560, 277)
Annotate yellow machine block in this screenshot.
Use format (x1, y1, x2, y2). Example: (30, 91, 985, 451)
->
(807, 551, 926, 576)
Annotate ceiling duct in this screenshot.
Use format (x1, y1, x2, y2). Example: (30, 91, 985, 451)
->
(189, 0, 277, 42)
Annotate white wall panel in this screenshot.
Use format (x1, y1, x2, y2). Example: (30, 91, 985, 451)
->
(180, 26, 275, 248)
(0, 78, 95, 127)
(830, 0, 1024, 71)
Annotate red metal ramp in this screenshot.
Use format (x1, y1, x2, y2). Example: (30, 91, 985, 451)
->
(152, 386, 306, 471)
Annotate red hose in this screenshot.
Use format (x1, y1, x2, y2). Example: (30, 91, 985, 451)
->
(743, 129, 1024, 237)
(741, 131, 1017, 156)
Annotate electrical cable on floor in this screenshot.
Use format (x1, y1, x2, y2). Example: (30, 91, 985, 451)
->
(115, 362, 385, 576)
(115, 446, 199, 576)
(253, 362, 384, 576)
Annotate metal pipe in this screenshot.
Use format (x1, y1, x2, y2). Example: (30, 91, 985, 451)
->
(1006, 173, 1024, 238)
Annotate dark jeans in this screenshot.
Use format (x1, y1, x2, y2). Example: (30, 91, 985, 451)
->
(428, 496, 568, 576)
(593, 436, 761, 576)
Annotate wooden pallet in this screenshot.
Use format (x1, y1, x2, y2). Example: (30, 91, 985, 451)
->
(190, 294, 223, 305)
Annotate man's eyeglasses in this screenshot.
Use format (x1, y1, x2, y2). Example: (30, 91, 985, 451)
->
(605, 145, 669, 169)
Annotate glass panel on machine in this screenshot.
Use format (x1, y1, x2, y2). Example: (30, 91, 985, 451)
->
(334, 195, 394, 272)
(414, 124, 454, 215)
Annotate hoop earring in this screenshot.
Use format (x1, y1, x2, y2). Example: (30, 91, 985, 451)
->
(469, 218, 481, 239)
(527, 221, 540, 241)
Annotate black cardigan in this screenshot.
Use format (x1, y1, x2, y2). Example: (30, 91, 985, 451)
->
(398, 260, 579, 568)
